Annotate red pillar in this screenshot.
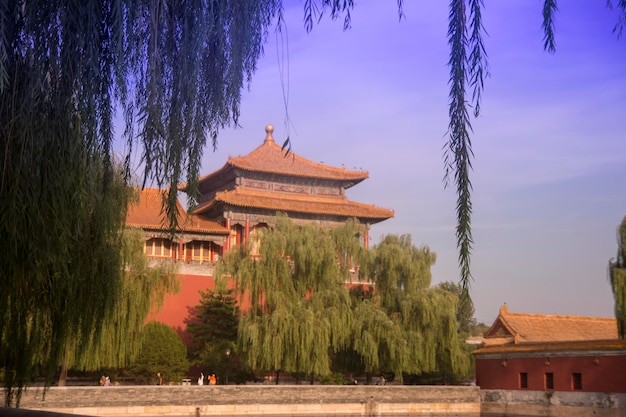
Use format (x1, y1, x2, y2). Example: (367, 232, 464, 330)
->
(245, 220, 250, 247)
(224, 218, 231, 254)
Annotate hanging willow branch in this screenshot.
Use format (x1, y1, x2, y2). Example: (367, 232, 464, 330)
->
(0, 0, 278, 405)
(542, 0, 559, 52)
(445, 0, 475, 294)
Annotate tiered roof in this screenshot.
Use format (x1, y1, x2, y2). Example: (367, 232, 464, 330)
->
(196, 125, 369, 186)
(190, 125, 394, 224)
(126, 188, 229, 235)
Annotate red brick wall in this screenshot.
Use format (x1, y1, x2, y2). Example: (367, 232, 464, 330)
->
(476, 354, 626, 393)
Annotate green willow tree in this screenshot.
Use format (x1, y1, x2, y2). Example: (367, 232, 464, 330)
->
(217, 214, 356, 382)
(435, 281, 477, 384)
(0, 155, 132, 406)
(367, 235, 468, 380)
(609, 216, 626, 339)
(346, 298, 407, 383)
(1, 0, 276, 404)
(59, 228, 180, 383)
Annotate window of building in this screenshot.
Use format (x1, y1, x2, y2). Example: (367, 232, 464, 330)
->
(519, 372, 528, 389)
(572, 373, 582, 390)
(146, 238, 158, 256)
(545, 373, 554, 390)
(161, 239, 171, 257)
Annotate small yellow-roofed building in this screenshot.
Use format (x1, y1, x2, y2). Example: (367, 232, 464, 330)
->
(473, 304, 626, 393)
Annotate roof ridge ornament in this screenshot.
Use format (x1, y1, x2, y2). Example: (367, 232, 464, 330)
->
(264, 124, 274, 143)
(500, 303, 508, 315)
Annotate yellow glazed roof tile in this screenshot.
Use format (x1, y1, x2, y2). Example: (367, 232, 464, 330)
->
(483, 304, 618, 345)
(126, 188, 229, 234)
(195, 125, 369, 187)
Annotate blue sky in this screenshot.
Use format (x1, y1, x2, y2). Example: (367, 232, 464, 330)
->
(139, 1, 626, 324)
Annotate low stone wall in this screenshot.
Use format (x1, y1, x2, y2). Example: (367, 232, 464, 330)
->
(481, 389, 626, 417)
(15, 385, 480, 417)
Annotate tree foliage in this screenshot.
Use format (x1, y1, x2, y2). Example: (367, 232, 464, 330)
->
(0, 0, 276, 403)
(63, 227, 180, 373)
(368, 236, 468, 379)
(0, 158, 131, 406)
(609, 216, 626, 339)
(186, 284, 252, 383)
(218, 214, 355, 380)
(128, 321, 189, 385)
(188, 285, 239, 354)
(437, 281, 476, 336)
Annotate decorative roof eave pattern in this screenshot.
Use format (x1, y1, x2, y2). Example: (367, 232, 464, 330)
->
(126, 188, 229, 235)
(191, 188, 394, 223)
(128, 223, 229, 235)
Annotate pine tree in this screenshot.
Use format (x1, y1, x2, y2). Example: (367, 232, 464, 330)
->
(187, 284, 246, 383)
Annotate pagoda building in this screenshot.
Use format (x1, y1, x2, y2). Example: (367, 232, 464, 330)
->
(185, 124, 394, 254)
(128, 124, 394, 339)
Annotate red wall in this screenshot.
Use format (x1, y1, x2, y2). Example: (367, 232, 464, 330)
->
(476, 355, 626, 393)
(148, 274, 216, 345)
(148, 273, 251, 346)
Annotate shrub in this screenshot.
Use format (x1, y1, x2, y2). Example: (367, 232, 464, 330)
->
(129, 322, 189, 384)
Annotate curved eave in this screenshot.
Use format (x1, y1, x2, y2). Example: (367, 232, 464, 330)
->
(179, 163, 233, 192)
(192, 189, 394, 224)
(228, 160, 368, 186)
(227, 136, 369, 185)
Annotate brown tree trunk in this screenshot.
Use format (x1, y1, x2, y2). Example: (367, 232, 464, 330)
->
(57, 361, 68, 387)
